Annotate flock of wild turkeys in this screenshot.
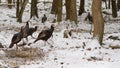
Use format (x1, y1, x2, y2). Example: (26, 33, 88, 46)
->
(9, 14, 54, 48)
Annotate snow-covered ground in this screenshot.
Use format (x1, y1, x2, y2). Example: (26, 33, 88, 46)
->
(0, 0, 120, 68)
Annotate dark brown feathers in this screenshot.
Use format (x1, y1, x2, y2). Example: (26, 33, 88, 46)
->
(41, 14, 47, 23)
(27, 26, 38, 37)
(9, 27, 23, 48)
(34, 24, 54, 43)
(21, 21, 29, 40)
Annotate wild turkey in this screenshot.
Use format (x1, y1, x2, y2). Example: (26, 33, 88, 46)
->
(107, 36, 120, 40)
(9, 27, 23, 48)
(85, 12, 93, 24)
(87, 12, 93, 23)
(21, 20, 29, 41)
(68, 30, 72, 37)
(78, 9, 83, 16)
(34, 24, 54, 44)
(41, 14, 47, 24)
(27, 26, 38, 38)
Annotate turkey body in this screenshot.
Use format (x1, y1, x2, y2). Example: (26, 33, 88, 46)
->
(9, 29, 23, 48)
(21, 21, 29, 40)
(41, 14, 47, 23)
(27, 26, 37, 37)
(34, 25, 54, 43)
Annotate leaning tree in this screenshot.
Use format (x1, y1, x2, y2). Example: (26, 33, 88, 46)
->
(17, 0, 28, 22)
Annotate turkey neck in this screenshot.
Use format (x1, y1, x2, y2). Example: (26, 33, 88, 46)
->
(51, 26, 54, 32)
(20, 28, 23, 38)
(35, 27, 37, 31)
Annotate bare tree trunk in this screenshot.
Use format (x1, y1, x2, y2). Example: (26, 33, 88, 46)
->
(65, 0, 71, 20)
(51, 0, 58, 14)
(17, 0, 28, 23)
(20, 0, 23, 6)
(30, 0, 39, 19)
(16, 0, 20, 18)
(0, 0, 1, 3)
(111, 0, 117, 18)
(65, 0, 77, 24)
(117, 0, 120, 11)
(108, 0, 111, 9)
(7, 0, 12, 9)
(70, 0, 77, 24)
(34, 0, 38, 18)
(57, 0, 62, 22)
(78, 0, 85, 16)
(92, 0, 104, 45)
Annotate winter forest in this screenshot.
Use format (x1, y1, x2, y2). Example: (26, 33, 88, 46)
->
(0, 0, 120, 68)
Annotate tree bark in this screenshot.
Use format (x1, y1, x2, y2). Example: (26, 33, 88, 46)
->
(65, 0, 71, 20)
(17, 0, 28, 23)
(92, 0, 104, 45)
(111, 0, 117, 18)
(57, 0, 62, 22)
(51, 0, 58, 14)
(117, 0, 120, 11)
(108, 0, 111, 9)
(16, 0, 20, 18)
(20, 0, 23, 6)
(70, 0, 77, 24)
(78, 0, 85, 16)
(30, 0, 39, 19)
(7, 0, 12, 9)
